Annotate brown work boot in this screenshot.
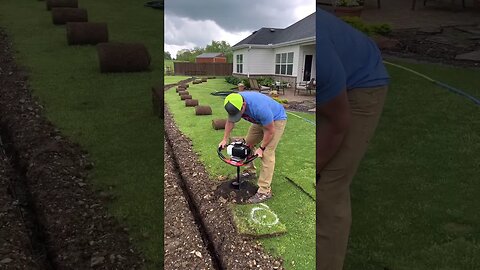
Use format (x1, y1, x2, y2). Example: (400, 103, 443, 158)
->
(246, 191, 272, 204)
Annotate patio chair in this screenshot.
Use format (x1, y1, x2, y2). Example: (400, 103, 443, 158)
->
(249, 78, 271, 93)
(295, 78, 315, 96)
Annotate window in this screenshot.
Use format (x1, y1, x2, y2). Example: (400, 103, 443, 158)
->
(236, 54, 243, 73)
(275, 52, 294, 75)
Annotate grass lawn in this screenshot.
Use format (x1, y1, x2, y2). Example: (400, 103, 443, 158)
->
(0, 1, 163, 269)
(165, 75, 191, 85)
(345, 61, 480, 269)
(165, 78, 316, 269)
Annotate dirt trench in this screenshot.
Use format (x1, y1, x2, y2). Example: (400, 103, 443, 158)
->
(0, 28, 143, 269)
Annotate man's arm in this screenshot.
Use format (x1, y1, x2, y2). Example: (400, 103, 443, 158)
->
(316, 36, 350, 172)
(219, 121, 235, 148)
(316, 90, 350, 172)
(260, 122, 275, 148)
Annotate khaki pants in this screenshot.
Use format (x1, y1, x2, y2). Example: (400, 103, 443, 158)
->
(244, 120, 287, 194)
(317, 86, 388, 270)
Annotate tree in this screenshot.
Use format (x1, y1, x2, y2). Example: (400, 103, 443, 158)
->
(205, 40, 233, 63)
(164, 51, 172, 60)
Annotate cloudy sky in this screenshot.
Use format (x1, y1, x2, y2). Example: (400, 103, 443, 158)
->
(164, 0, 314, 58)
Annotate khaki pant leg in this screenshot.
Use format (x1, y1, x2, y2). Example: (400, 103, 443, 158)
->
(257, 120, 287, 194)
(316, 86, 388, 270)
(244, 124, 264, 172)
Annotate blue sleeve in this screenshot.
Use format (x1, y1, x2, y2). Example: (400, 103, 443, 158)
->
(258, 108, 274, 126)
(316, 36, 347, 105)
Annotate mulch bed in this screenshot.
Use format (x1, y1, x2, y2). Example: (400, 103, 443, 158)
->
(379, 25, 480, 68)
(164, 142, 214, 270)
(0, 28, 143, 269)
(164, 83, 284, 269)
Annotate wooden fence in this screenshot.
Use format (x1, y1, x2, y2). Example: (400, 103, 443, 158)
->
(174, 62, 233, 76)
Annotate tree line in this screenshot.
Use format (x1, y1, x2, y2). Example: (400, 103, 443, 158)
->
(164, 40, 233, 63)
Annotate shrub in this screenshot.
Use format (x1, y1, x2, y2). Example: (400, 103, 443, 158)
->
(341, 16, 391, 36)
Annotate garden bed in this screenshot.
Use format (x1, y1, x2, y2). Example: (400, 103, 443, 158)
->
(381, 24, 480, 68)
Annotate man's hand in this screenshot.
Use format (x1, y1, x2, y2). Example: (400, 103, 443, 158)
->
(254, 148, 263, 158)
(218, 139, 227, 149)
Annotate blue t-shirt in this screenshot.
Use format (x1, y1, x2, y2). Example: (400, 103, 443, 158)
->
(239, 91, 287, 126)
(316, 7, 390, 105)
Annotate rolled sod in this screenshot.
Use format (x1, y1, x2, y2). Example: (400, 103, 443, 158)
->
(178, 90, 189, 96)
(96, 42, 151, 73)
(195, 105, 212, 115)
(47, 0, 78, 11)
(66, 22, 108, 45)
(185, 99, 198, 107)
(207, 76, 216, 79)
(180, 95, 192, 100)
(201, 78, 207, 82)
(176, 86, 185, 92)
(192, 81, 199, 85)
(194, 79, 202, 84)
(180, 83, 189, 88)
(51, 8, 88, 25)
(212, 119, 227, 130)
(151, 85, 163, 119)
(231, 204, 287, 238)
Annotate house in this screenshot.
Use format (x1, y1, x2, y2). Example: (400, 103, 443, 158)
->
(231, 13, 315, 85)
(195, 52, 227, 63)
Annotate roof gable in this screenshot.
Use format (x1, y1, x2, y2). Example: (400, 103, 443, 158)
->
(233, 13, 315, 47)
(196, 52, 225, 58)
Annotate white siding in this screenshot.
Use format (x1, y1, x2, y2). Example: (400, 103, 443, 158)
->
(233, 43, 315, 80)
(245, 49, 275, 75)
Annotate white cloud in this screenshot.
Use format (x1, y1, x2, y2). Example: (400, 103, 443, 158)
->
(164, 14, 251, 58)
(163, 0, 314, 58)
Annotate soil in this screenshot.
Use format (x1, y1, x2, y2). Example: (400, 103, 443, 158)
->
(380, 24, 480, 68)
(164, 142, 214, 270)
(286, 100, 316, 113)
(0, 150, 42, 269)
(0, 28, 143, 269)
(164, 84, 284, 269)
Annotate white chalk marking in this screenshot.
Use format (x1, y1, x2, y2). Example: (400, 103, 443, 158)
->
(250, 204, 279, 226)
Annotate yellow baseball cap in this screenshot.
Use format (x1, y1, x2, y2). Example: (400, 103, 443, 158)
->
(224, 93, 243, 122)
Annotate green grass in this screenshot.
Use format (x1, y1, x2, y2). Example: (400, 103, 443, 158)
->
(345, 61, 480, 269)
(164, 75, 191, 85)
(164, 59, 174, 73)
(0, 1, 163, 269)
(232, 203, 287, 237)
(165, 79, 316, 269)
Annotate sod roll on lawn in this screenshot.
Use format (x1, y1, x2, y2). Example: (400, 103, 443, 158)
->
(66, 22, 108, 45)
(212, 119, 227, 130)
(185, 99, 198, 107)
(178, 90, 189, 96)
(176, 86, 185, 92)
(51, 8, 88, 25)
(180, 94, 192, 100)
(195, 105, 212, 115)
(96, 42, 151, 73)
(46, 0, 78, 11)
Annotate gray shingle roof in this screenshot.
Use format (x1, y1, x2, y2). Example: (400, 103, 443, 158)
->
(196, 52, 224, 58)
(233, 13, 315, 47)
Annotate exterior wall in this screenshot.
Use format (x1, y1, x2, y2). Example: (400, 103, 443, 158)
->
(232, 43, 314, 84)
(244, 49, 275, 75)
(195, 57, 226, 63)
(213, 57, 227, 63)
